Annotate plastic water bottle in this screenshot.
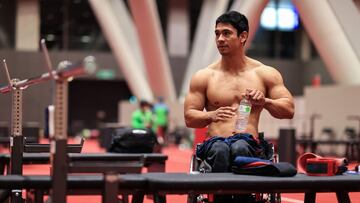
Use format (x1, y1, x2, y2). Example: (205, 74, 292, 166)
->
(235, 99, 252, 132)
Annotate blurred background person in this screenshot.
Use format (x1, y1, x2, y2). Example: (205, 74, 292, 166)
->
(152, 96, 169, 145)
(131, 100, 153, 130)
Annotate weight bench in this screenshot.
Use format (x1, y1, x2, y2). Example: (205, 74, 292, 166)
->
(0, 153, 168, 175)
(0, 153, 167, 202)
(23, 138, 84, 153)
(0, 174, 148, 203)
(2, 173, 357, 203)
(142, 172, 359, 203)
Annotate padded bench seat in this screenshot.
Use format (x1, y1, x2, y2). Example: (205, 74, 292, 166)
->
(0, 174, 148, 203)
(1, 173, 359, 203)
(142, 173, 360, 193)
(0, 153, 168, 174)
(0, 174, 147, 191)
(142, 172, 359, 203)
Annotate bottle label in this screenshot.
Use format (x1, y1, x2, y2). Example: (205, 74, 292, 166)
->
(239, 105, 251, 113)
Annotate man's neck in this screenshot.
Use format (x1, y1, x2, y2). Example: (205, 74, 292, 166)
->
(221, 53, 247, 72)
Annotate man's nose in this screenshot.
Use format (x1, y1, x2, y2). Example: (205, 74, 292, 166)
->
(217, 34, 225, 42)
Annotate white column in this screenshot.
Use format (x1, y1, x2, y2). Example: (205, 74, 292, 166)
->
(293, 0, 360, 84)
(128, 0, 176, 101)
(15, 0, 39, 51)
(300, 29, 311, 62)
(328, 0, 360, 61)
(167, 0, 189, 57)
(109, 0, 145, 74)
(229, 0, 269, 50)
(179, 0, 229, 100)
(89, 0, 153, 101)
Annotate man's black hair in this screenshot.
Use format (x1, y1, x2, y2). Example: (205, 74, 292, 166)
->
(216, 11, 249, 36)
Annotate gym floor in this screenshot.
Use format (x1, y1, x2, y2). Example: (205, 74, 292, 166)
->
(15, 138, 360, 203)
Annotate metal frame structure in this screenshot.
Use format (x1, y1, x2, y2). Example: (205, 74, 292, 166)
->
(0, 39, 169, 203)
(0, 39, 95, 203)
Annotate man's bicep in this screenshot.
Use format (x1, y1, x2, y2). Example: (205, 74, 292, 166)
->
(265, 68, 293, 100)
(268, 84, 293, 100)
(185, 90, 206, 112)
(185, 71, 208, 111)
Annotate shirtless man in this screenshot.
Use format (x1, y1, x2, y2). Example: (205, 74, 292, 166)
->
(184, 11, 294, 172)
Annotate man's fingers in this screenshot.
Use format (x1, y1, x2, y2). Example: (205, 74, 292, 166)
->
(220, 106, 236, 112)
(253, 91, 263, 100)
(216, 109, 235, 120)
(220, 110, 235, 117)
(246, 88, 253, 93)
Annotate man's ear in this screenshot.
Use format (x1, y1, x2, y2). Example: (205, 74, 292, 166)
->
(240, 31, 248, 44)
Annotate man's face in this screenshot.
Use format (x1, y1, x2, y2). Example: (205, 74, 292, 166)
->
(215, 23, 246, 55)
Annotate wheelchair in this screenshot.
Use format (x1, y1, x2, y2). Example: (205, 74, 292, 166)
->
(188, 132, 281, 203)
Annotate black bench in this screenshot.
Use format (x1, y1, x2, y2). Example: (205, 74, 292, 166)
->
(142, 172, 359, 203)
(0, 174, 148, 203)
(0, 153, 168, 175)
(1, 173, 359, 203)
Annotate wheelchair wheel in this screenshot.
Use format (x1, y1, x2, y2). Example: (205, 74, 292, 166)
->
(187, 194, 209, 203)
(187, 194, 197, 203)
(269, 192, 281, 203)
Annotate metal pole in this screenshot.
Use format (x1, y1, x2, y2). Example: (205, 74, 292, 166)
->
(0, 56, 96, 94)
(2, 61, 25, 202)
(50, 58, 96, 203)
(9, 79, 24, 203)
(103, 173, 119, 203)
(50, 77, 68, 203)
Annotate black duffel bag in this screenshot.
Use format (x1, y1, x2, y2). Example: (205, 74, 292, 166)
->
(108, 127, 158, 153)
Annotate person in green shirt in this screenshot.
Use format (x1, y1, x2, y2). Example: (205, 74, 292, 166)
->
(152, 96, 169, 144)
(131, 100, 153, 129)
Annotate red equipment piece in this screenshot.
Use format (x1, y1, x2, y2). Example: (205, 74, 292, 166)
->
(306, 158, 337, 176)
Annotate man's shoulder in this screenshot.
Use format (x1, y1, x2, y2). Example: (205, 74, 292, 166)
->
(253, 62, 279, 75)
(253, 62, 283, 84)
(193, 64, 217, 79)
(200, 62, 218, 72)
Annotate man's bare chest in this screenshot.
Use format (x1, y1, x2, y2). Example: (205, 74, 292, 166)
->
(206, 74, 265, 107)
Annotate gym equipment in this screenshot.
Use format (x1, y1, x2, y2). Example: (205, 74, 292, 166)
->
(0, 172, 359, 203)
(0, 39, 169, 203)
(142, 172, 354, 203)
(0, 153, 168, 175)
(297, 152, 348, 176)
(306, 158, 339, 176)
(0, 174, 148, 203)
(0, 39, 93, 202)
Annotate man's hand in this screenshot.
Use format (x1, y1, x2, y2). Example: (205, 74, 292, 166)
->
(242, 88, 266, 106)
(208, 106, 236, 122)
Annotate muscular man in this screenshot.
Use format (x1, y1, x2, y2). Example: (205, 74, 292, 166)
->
(184, 11, 294, 172)
(184, 11, 294, 202)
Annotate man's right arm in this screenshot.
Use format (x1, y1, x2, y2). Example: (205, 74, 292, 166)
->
(184, 70, 236, 128)
(184, 70, 212, 128)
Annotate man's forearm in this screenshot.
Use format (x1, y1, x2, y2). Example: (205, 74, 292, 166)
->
(264, 98, 294, 119)
(185, 109, 212, 128)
